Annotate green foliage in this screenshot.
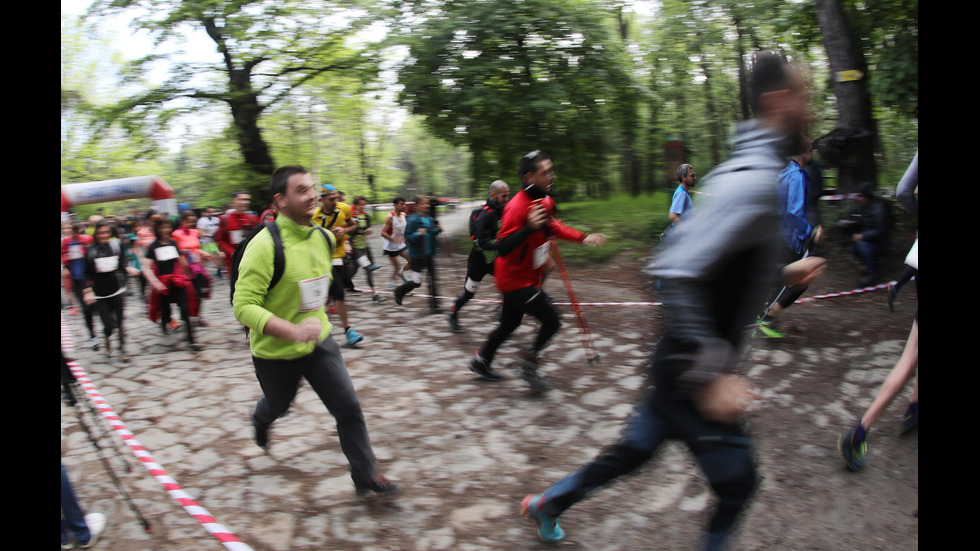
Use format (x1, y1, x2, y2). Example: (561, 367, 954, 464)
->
(395, 0, 637, 197)
(547, 191, 671, 266)
(64, 0, 918, 220)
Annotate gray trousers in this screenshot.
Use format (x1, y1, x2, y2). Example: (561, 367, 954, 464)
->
(252, 336, 377, 482)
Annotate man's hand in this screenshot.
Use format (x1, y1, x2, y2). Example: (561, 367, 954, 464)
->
(695, 374, 760, 424)
(783, 256, 826, 287)
(583, 233, 606, 247)
(527, 202, 549, 230)
(292, 317, 322, 343)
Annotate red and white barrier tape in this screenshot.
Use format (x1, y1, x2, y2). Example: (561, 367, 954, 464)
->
(366, 281, 894, 308)
(61, 315, 254, 551)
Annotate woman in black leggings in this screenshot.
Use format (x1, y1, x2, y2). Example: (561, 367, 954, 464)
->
(83, 219, 139, 362)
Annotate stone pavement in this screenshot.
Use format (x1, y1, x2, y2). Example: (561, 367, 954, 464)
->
(60, 208, 917, 550)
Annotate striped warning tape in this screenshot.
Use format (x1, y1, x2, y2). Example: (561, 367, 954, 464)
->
(61, 315, 254, 551)
(366, 280, 895, 308)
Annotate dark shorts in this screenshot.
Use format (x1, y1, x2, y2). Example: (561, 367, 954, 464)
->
(329, 264, 346, 300)
(383, 248, 406, 257)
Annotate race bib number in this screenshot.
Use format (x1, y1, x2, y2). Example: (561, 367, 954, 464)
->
(154, 245, 179, 262)
(298, 274, 330, 312)
(68, 244, 84, 260)
(532, 242, 551, 269)
(229, 230, 244, 245)
(94, 256, 119, 273)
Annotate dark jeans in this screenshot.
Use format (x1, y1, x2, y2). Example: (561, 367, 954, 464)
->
(850, 240, 883, 280)
(251, 336, 378, 482)
(62, 463, 91, 546)
(540, 335, 757, 541)
(478, 286, 561, 366)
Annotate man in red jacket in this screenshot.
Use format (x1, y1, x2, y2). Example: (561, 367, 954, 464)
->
(468, 150, 605, 391)
(216, 191, 259, 268)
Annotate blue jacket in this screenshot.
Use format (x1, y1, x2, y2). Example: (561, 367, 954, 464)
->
(777, 160, 812, 255)
(405, 213, 440, 258)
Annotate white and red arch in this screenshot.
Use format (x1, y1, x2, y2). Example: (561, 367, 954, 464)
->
(61, 176, 176, 220)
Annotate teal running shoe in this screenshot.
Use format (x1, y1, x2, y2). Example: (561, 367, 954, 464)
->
(346, 327, 364, 346)
(521, 493, 565, 542)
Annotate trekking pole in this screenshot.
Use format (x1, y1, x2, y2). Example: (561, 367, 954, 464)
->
(550, 241, 600, 364)
(62, 358, 154, 533)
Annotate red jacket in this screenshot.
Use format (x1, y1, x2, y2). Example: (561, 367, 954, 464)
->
(494, 187, 586, 293)
(216, 211, 258, 257)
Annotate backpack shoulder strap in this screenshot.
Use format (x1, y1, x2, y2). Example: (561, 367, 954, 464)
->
(265, 220, 286, 290)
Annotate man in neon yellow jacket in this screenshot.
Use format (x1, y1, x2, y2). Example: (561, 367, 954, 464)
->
(233, 165, 400, 497)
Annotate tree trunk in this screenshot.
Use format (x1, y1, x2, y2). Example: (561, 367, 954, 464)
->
(813, 0, 877, 194)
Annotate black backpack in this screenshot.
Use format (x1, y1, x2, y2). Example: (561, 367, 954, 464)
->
(229, 220, 333, 306)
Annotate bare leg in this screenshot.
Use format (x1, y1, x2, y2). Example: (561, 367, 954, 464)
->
(860, 320, 918, 430)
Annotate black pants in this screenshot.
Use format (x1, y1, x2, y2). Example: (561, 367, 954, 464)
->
(395, 257, 439, 311)
(540, 333, 757, 539)
(478, 286, 561, 366)
(72, 278, 96, 339)
(453, 252, 493, 314)
(160, 286, 194, 344)
(94, 293, 125, 353)
(252, 337, 378, 483)
(348, 247, 376, 290)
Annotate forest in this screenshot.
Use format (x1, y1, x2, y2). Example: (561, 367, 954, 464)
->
(61, 0, 917, 217)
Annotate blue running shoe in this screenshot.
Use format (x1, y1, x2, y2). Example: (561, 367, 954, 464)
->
(346, 327, 364, 346)
(521, 493, 565, 542)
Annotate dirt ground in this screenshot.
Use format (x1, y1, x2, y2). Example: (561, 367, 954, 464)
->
(60, 211, 917, 551)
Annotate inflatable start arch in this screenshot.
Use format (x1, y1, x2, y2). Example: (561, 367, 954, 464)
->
(61, 176, 176, 220)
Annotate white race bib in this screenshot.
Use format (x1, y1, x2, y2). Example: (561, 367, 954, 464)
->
(298, 274, 330, 312)
(94, 256, 119, 273)
(532, 241, 551, 269)
(229, 229, 244, 245)
(68, 244, 84, 260)
(154, 245, 179, 262)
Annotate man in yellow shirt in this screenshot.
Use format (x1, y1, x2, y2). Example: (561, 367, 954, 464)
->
(313, 185, 364, 346)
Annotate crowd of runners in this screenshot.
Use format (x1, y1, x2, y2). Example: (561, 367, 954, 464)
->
(62, 51, 917, 551)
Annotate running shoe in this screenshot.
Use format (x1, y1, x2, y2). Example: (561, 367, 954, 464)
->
(346, 327, 365, 346)
(354, 474, 402, 497)
(69, 306, 79, 315)
(521, 368, 551, 393)
(368, 263, 381, 272)
(521, 493, 565, 542)
(753, 317, 786, 339)
(517, 352, 550, 392)
(372, 293, 387, 303)
(448, 313, 463, 333)
(89, 337, 100, 351)
(393, 290, 404, 306)
(169, 319, 183, 332)
(887, 283, 897, 312)
(468, 353, 502, 381)
(119, 355, 132, 364)
(837, 428, 867, 471)
(900, 404, 918, 434)
(79, 512, 107, 549)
